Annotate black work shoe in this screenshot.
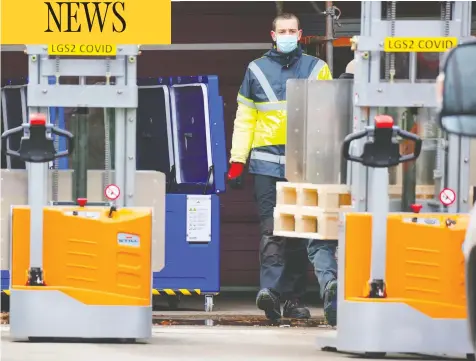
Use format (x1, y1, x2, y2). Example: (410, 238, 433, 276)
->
(256, 288, 281, 320)
(283, 299, 311, 319)
(323, 279, 338, 326)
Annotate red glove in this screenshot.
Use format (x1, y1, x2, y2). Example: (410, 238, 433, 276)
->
(227, 162, 244, 180)
(227, 162, 245, 189)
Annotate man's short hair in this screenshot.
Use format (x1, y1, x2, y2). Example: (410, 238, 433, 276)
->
(272, 13, 300, 31)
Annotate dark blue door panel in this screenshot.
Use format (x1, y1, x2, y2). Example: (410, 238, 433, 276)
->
(153, 194, 220, 293)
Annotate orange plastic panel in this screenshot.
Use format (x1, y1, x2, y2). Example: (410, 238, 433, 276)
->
(11, 206, 152, 306)
(343, 213, 372, 299)
(344, 213, 468, 319)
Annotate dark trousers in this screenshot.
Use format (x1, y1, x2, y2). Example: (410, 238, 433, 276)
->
(254, 174, 338, 300)
(254, 174, 309, 300)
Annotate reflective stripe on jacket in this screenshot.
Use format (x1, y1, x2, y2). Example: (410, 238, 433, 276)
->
(229, 47, 333, 178)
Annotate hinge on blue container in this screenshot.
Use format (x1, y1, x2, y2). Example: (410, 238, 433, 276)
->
(203, 165, 214, 195)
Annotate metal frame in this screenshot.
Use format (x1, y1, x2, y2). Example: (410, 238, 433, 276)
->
(25, 44, 139, 270)
(351, 1, 473, 213)
(2, 43, 273, 52)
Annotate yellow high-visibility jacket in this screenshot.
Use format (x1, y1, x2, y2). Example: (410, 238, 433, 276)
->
(229, 47, 333, 178)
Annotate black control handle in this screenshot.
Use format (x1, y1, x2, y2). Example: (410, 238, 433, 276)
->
(396, 128, 422, 162)
(342, 115, 422, 168)
(51, 127, 75, 159)
(1, 125, 23, 158)
(1, 118, 74, 163)
(342, 129, 368, 164)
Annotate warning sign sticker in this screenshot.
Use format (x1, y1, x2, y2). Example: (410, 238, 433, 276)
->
(384, 37, 458, 53)
(186, 195, 212, 243)
(439, 188, 456, 206)
(104, 184, 120, 201)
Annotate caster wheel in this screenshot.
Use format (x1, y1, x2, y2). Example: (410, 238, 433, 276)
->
(119, 338, 136, 344)
(321, 346, 337, 352)
(28, 337, 47, 342)
(364, 352, 386, 359)
(205, 295, 214, 312)
(167, 295, 181, 310)
(1, 292, 10, 312)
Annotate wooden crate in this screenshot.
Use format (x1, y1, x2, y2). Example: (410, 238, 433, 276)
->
(276, 182, 351, 211)
(273, 205, 347, 240)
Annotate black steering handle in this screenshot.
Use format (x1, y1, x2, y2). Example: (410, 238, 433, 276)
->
(396, 128, 422, 162)
(342, 129, 367, 164)
(1, 122, 74, 161)
(51, 126, 75, 158)
(1, 125, 23, 158)
(342, 118, 422, 168)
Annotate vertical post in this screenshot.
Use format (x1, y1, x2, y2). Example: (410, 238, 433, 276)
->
(20, 86, 27, 125)
(124, 53, 138, 207)
(369, 167, 389, 281)
(71, 108, 89, 199)
(26, 50, 49, 271)
(58, 108, 68, 169)
(114, 108, 126, 207)
(325, 1, 334, 74)
(453, 1, 472, 214)
(459, 137, 471, 213)
(71, 77, 89, 199)
(401, 109, 417, 211)
(1, 90, 11, 169)
(350, 1, 373, 212)
(125, 109, 136, 206)
(447, 134, 460, 213)
(28, 162, 48, 269)
(366, 108, 379, 209)
(27, 105, 50, 270)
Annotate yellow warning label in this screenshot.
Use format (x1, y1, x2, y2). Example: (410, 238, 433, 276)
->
(47, 44, 117, 56)
(384, 37, 458, 53)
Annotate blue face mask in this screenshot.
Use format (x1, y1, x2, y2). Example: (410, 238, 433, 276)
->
(276, 34, 298, 53)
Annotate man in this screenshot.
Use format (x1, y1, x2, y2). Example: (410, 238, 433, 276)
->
(227, 12, 338, 325)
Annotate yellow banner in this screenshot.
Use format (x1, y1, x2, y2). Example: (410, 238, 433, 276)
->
(1, 0, 171, 45)
(384, 37, 458, 52)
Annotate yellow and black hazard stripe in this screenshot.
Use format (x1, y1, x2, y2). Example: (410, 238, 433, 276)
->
(2, 289, 201, 297)
(152, 289, 201, 296)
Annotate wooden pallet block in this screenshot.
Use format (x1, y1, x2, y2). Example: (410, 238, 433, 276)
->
(276, 182, 351, 211)
(273, 204, 346, 240)
(388, 184, 435, 199)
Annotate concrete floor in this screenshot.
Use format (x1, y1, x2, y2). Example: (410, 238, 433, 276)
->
(1, 325, 468, 361)
(0, 294, 466, 360)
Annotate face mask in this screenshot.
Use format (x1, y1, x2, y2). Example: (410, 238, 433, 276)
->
(276, 34, 298, 53)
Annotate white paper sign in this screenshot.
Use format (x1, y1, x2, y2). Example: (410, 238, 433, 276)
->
(186, 195, 212, 243)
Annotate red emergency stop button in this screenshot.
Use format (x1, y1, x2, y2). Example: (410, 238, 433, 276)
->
(29, 113, 47, 126)
(410, 204, 423, 213)
(374, 115, 394, 129)
(77, 198, 87, 207)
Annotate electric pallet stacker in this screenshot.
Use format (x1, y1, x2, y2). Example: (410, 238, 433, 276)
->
(1, 45, 156, 341)
(316, 115, 473, 358)
(314, 1, 474, 357)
